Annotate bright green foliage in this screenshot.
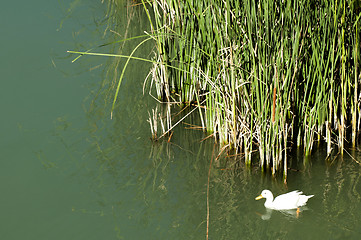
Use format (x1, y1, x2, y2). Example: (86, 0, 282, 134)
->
(140, 0, 361, 177)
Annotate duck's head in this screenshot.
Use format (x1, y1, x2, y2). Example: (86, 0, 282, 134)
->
(255, 190, 273, 200)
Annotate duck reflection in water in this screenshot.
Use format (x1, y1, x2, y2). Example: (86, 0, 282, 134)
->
(256, 206, 309, 220)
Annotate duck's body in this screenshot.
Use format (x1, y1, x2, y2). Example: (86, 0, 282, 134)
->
(255, 190, 314, 210)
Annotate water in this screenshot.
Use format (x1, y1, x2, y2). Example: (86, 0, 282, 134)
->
(2, 1, 361, 239)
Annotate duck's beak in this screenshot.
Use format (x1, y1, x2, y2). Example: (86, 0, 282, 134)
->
(255, 194, 264, 200)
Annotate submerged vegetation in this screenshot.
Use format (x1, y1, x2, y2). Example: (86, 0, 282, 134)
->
(141, 0, 361, 177)
(68, 0, 361, 178)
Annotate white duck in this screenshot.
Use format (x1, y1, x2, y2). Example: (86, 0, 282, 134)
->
(255, 189, 314, 210)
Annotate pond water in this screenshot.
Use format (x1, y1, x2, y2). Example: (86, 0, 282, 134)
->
(2, 1, 361, 239)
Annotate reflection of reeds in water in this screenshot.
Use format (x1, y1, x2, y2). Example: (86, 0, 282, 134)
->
(140, 0, 361, 177)
(147, 105, 172, 140)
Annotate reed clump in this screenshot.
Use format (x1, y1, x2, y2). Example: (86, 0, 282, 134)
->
(142, 0, 361, 177)
(67, 0, 361, 178)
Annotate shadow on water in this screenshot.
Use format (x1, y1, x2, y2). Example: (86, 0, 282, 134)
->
(48, 2, 361, 240)
(50, 1, 211, 239)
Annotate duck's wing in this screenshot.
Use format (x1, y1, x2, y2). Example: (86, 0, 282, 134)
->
(274, 190, 301, 202)
(296, 194, 314, 207)
(272, 191, 303, 209)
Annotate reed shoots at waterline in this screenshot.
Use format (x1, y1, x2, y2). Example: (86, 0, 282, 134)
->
(141, 0, 361, 176)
